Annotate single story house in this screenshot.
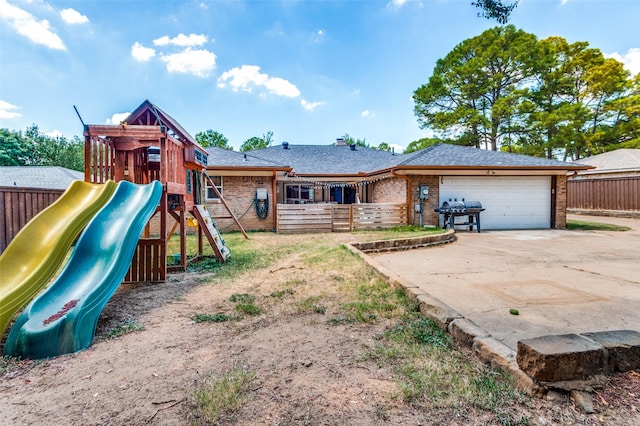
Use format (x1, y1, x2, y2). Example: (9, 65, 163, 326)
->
(203, 146, 291, 232)
(570, 149, 640, 179)
(206, 140, 590, 231)
(567, 149, 640, 214)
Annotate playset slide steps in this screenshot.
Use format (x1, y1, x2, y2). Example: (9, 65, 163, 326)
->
(0, 180, 117, 338)
(4, 180, 162, 359)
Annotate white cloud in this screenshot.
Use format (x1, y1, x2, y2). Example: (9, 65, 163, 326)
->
(46, 129, 63, 138)
(313, 29, 325, 43)
(388, 0, 422, 10)
(388, 0, 408, 9)
(560, 0, 569, 6)
(361, 110, 377, 118)
(0, 100, 22, 119)
(131, 42, 156, 62)
(160, 48, 216, 78)
(217, 65, 300, 98)
(154, 33, 209, 47)
(607, 48, 640, 77)
(263, 76, 300, 98)
(0, 0, 66, 50)
(105, 112, 130, 125)
(60, 8, 88, 24)
(301, 99, 325, 111)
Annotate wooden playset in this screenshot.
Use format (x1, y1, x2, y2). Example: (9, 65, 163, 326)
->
(82, 100, 246, 283)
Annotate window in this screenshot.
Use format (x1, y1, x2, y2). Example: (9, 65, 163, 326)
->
(330, 186, 357, 204)
(285, 184, 314, 204)
(206, 176, 223, 200)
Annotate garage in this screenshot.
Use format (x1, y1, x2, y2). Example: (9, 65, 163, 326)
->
(439, 176, 551, 230)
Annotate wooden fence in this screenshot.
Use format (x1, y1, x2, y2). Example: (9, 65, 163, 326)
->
(276, 203, 407, 233)
(0, 186, 64, 253)
(567, 177, 640, 212)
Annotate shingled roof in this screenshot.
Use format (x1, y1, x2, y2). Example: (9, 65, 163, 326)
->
(246, 143, 409, 175)
(0, 166, 83, 190)
(576, 149, 640, 174)
(226, 142, 588, 175)
(397, 143, 589, 170)
(205, 146, 289, 169)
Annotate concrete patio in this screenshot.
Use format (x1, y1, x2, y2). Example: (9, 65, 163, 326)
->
(359, 214, 640, 390)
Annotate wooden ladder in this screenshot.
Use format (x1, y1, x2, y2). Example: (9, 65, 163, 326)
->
(191, 204, 231, 262)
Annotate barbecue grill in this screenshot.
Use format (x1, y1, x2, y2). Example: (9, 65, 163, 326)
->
(434, 199, 485, 233)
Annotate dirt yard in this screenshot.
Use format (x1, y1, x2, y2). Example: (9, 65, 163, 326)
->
(1, 232, 638, 425)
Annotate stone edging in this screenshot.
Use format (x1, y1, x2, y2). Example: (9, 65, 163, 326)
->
(349, 229, 456, 253)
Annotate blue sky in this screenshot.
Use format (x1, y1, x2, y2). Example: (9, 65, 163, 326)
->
(1, 0, 639, 152)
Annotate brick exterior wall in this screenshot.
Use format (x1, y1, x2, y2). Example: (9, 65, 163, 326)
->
(153, 173, 569, 232)
(408, 176, 440, 227)
(371, 177, 406, 203)
(554, 174, 567, 229)
(207, 176, 275, 232)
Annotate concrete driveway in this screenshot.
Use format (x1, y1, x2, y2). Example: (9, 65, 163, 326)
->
(370, 215, 640, 351)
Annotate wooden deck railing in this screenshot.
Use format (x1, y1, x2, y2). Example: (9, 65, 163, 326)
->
(276, 203, 407, 233)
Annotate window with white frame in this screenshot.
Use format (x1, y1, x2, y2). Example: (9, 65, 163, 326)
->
(206, 176, 223, 201)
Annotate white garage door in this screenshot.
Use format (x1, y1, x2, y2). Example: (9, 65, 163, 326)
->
(439, 176, 551, 230)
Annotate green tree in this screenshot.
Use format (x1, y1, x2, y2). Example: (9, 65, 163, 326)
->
(23, 125, 84, 171)
(472, 1, 518, 24)
(514, 37, 585, 158)
(604, 73, 640, 150)
(340, 133, 368, 147)
(516, 39, 631, 160)
(239, 131, 273, 152)
(0, 128, 31, 166)
(414, 25, 539, 151)
(374, 142, 391, 152)
(195, 130, 232, 149)
(404, 137, 446, 154)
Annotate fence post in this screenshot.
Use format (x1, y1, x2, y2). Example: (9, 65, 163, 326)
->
(349, 204, 353, 231)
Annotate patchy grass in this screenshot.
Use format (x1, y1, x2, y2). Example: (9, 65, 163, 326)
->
(368, 314, 527, 422)
(269, 288, 295, 299)
(101, 319, 144, 339)
(229, 293, 256, 304)
(191, 313, 232, 323)
(353, 225, 444, 241)
(228, 293, 261, 316)
(193, 364, 256, 424)
(182, 230, 529, 422)
(297, 296, 327, 315)
(234, 303, 262, 316)
(567, 219, 630, 231)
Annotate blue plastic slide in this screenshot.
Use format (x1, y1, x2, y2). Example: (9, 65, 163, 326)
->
(0, 180, 116, 338)
(4, 180, 163, 359)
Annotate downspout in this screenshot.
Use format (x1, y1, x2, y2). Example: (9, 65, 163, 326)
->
(391, 168, 412, 226)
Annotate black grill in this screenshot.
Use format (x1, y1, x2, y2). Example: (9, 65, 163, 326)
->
(435, 199, 485, 232)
